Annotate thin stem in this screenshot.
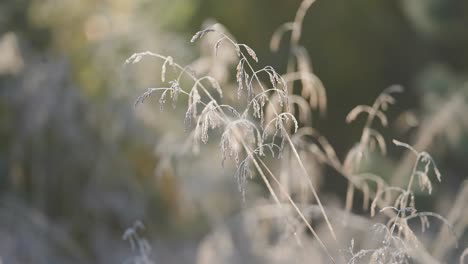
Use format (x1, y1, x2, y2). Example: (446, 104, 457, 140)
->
(255, 154, 336, 263)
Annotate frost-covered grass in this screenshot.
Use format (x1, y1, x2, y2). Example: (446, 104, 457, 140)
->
(125, 1, 467, 263)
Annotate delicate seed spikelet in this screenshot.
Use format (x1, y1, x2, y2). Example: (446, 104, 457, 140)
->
(184, 106, 194, 131)
(251, 93, 268, 124)
(268, 71, 276, 89)
(169, 81, 181, 109)
(244, 71, 253, 100)
(417, 171, 433, 194)
(161, 56, 173, 82)
(431, 158, 442, 182)
(154, 81, 182, 111)
(195, 101, 224, 144)
(159, 90, 168, 112)
(419, 152, 442, 182)
(264, 113, 298, 144)
(220, 119, 258, 167)
(393, 140, 443, 188)
(134, 88, 157, 108)
(159, 90, 168, 111)
(236, 59, 244, 98)
(243, 44, 258, 62)
(190, 29, 215, 43)
(263, 66, 279, 89)
(234, 156, 254, 202)
(125, 53, 143, 64)
(184, 87, 201, 130)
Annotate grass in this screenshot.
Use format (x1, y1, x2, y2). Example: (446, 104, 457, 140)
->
(125, 0, 467, 263)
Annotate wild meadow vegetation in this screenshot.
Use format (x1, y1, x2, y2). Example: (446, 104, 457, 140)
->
(1, 0, 467, 263)
(124, 1, 467, 263)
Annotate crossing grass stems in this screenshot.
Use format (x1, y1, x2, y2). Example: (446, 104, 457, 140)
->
(123, 0, 467, 263)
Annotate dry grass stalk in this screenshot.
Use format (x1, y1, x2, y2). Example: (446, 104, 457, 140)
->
(123, 1, 463, 262)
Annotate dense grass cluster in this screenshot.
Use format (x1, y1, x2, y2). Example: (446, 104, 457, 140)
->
(125, 0, 467, 263)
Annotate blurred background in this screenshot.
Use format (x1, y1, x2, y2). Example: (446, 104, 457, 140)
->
(0, 0, 467, 263)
